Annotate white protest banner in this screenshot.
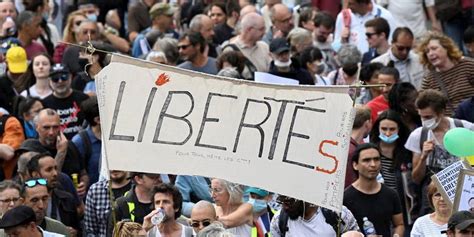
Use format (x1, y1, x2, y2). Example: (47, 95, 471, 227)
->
(453, 169, 474, 212)
(254, 72, 299, 85)
(431, 160, 472, 207)
(96, 55, 354, 212)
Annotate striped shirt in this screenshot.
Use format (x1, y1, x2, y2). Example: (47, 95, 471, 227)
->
(380, 156, 398, 192)
(421, 57, 474, 116)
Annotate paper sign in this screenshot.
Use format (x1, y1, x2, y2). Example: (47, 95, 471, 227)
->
(96, 55, 354, 213)
(431, 160, 472, 207)
(453, 169, 474, 212)
(255, 72, 299, 85)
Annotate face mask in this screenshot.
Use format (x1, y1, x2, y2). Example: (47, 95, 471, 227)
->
(342, 64, 358, 76)
(274, 59, 291, 68)
(422, 117, 440, 130)
(379, 133, 399, 144)
(315, 62, 326, 75)
(248, 198, 267, 213)
(86, 13, 97, 22)
(42, 12, 49, 21)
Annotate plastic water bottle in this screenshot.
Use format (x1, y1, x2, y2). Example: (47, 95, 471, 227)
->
(151, 208, 165, 225)
(362, 217, 377, 236)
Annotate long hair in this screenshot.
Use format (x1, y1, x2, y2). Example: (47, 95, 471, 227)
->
(369, 110, 411, 168)
(417, 31, 463, 71)
(16, 53, 53, 94)
(63, 10, 86, 43)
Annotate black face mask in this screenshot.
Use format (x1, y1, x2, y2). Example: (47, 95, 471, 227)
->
(342, 64, 359, 76)
(78, 58, 89, 70)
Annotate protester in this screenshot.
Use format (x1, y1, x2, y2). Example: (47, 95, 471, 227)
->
(356, 62, 383, 104)
(211, 178, 253, 236)
(190, 200, 217, 234)
(299, 46, 329, 85)
(247, 187, 275, 237)
(0, 205, 64, 237)
(177, 31, 218, 75)
(263, 4, 294, 44)
(388, 82, 421, 131)
(326, 44, 362, 97)
(418, 31, 474, 116)
(366, 66, 399, 122)
(446, 211, 474, 237)
(19, 53, 53, 99)
(410, 181, 450, 237)
(362, 18, 390, 65)
(175, 175, 213, 218)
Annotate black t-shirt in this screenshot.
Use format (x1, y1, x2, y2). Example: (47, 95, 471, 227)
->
(0, 74, 17, 113)
(112, 181, 132, 200)
(42, 90, 89, 140)
(343, 184, 402, 237)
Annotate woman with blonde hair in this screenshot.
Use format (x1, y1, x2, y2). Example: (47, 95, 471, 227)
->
(53, 10, 87, 63)
(417, 31, 474, 116)
(410, 181, 450, 237)
(210, 178, 253, 236)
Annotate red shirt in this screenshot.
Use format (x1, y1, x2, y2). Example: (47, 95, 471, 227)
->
(367, 95, 389, 123)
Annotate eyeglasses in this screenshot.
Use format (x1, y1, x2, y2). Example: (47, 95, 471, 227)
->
(365, 32, 378, 38)
(25, 178, 47, 188)
(51, 74, 69, 83)
(433, 193, 442, 199)
(191, 220, 212, 228)
(395, 45, 411, 52)
(209, 187, 225, 194)
(277, 16, 292, 23)
(178, 44, 191, 50)
(0, 197, 20, 204)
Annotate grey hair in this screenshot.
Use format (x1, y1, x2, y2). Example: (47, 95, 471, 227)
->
(213, 178, 244, 205)
(17, 151, 39, 176)
(337, 44, 362, 66)
(287, 27, 311, 46)
(33, 108, 57, 125)
(145, 51, 167, 63)
(189, 14, 207, 32)
(153, 37, 179, 65)
(197, 222, 234, 237)
(16, 10, 35, 30)
(0, 180, 21, 194)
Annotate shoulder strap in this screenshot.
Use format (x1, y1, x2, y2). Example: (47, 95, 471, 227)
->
(79, 130, 92, 163)
(419, 127, 428, 151)
(222, 43, 241, 52)
(222, 43, 258, 79)
(332, 69, 340, 85)
(433, 72, 454, 112)
(0, 114, 10, 136)
(321, 207, 344, 236)
(453, 118, 464, 128)
(278, 210, 289, 237)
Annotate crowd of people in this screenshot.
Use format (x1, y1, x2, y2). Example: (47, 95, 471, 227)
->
(0, 0, 473, 236)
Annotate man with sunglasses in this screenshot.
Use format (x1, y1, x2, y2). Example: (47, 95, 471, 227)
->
(270, 195, 359, 236)
(190, 200, 217, 234)
(372, 27, 424, 90)
(177, 31, 218, 75)
(42, 63, 89, 140)
(343, 143, 404, 237)
(362, 18, 390, 65)
(21, 178, 70, 236)
(26, 155, 81, 235)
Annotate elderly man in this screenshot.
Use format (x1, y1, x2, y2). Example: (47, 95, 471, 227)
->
(189, 14, 217, 58)
(262, 4, 293, 44)
(223, 12, 271, 79)
(190, 200, 217, 234)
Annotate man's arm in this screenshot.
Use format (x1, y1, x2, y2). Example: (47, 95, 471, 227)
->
(391, 213, 404, 236)
(412, 140, 434, 184)
(102, 31, 130, 53)
(56, 131, 68, 171)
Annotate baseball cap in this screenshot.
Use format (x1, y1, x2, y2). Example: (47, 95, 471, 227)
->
(5, 46, 27, 73)
(246, 187, 269, 197)
(447, 211, 474, 231)
(16, 139, 49, 155)
(49, 63, 70, 78)
(270, 37, 290, 54)
(0, 205, 36, 229)
(149, 3, 174, 19)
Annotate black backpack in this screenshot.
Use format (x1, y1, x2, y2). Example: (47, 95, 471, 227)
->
(222, 43, 258, 80)
(278, 207, 344, 237)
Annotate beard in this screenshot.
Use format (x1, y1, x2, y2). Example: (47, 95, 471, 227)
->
(285, 201, 305, 220)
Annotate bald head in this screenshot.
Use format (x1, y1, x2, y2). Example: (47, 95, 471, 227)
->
(191, 200, 217, 233)
(240, 5, 257, 17)
(36, 109, 60, 148)
(240, 12, 265, 43)
(189, 14, 214, 41)
(270, 4, 293, 34)
(241, 12, 264, 31)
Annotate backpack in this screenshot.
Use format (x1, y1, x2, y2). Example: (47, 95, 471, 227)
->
(222, 44, 258, 80)
(78, 130, 92, 163)
(278, 207, 344, 237)
(419, 118, 464, 150)
(434, 0, 462, 21)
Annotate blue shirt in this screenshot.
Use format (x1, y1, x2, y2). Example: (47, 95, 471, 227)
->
(72, 127, 101, 185)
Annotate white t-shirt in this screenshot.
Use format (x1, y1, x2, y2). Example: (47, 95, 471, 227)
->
(410, 214, 447, 237)
(146, 223, 192, 237)
(20, 85, 52, 99)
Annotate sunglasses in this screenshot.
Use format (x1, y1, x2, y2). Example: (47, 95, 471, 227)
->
(191, 220, 212, 228)
(25, 178, 47, 188)
(395, 45, 411, 52)
(178, 44, 191, 50)
(365, 32, 378, 38)
(51, 74, 69, 83)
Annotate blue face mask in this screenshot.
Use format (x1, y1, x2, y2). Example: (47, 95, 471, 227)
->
(248, 198, 267, 213)
(87, 13, 97, 22)
(42, 12, 49, 21)
(379, 133, 399, 144)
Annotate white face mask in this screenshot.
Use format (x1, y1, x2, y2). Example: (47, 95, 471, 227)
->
(422, 117, 440, 130)
(274, 59, 291, 68)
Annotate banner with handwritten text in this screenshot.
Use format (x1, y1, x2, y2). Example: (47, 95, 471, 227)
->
(96, 55, 354, 212)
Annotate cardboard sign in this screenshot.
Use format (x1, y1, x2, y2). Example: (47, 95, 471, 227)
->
(453, 169, 474, 212)
(431, 160, 472, 207)
(96, 55, 355, 212)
